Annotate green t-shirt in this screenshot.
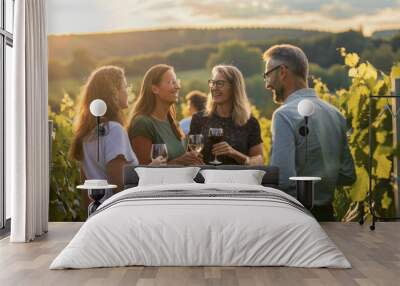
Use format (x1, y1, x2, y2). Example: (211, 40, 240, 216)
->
(129, 115, 185, 161)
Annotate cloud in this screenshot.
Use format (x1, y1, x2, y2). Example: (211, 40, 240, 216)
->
(47, 0, 400, 35)
(143, 0, 181, 11)
(318, 0, 400, 19)
(182, 0, 400, 20)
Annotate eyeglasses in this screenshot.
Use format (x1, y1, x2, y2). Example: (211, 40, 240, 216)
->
(263, 65, 286, 81)
(208, 79, 228, 88)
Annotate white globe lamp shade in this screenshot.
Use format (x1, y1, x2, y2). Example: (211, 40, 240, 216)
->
(298, 99, 315, 117)
(90, 99, 107, 117)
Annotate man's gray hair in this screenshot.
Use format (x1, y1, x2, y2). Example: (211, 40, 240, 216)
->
(263, 44, 309, 82)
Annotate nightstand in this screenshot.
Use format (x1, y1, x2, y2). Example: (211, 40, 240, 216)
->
(77, 180, 117, 216)
(289, 177, 321, 210)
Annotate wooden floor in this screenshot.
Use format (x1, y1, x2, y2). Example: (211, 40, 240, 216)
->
(0, 222, 399, 286)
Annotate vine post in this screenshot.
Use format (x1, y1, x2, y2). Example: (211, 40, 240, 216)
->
(393, 78, 400, 216)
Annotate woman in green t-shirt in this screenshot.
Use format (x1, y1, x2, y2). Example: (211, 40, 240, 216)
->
(127, 64, 203, 165)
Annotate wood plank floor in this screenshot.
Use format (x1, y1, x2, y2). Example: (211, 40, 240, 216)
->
(0, 222, 399, 286)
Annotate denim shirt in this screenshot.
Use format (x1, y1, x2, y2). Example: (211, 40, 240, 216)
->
(270, 88, 356, 205)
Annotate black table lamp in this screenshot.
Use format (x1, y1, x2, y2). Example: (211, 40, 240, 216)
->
(291, 99, 320, 210)
(89, 99, 107, 162)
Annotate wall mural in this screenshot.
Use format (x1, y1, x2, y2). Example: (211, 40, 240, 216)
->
(47, 1, 400, 222)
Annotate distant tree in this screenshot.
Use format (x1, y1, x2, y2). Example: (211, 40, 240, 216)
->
(362, 44, 395, 72)
(309, 63, 349, 90)
(180, 79, 208, 97)
(301, 31, 369, 68)
(207, 41, 263, 77)
(391, 33, 400, 52)
(125, 54, 167, 77)
(68, 48, 96, 78)
(327, 64, 350, 89)
(102, 57, 130, 71)
(245, 75, 275, 118)
(166, 46, 217, 72)
(334, 31, 368, 54)
(48, 59, 68, 81)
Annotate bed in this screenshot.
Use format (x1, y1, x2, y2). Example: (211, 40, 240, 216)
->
(50, 165, 350, 269)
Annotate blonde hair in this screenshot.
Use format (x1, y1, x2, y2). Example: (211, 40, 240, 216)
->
(127, 64, 184, 140)
(69, 66, 127, 161)
(207, 65, 251, 126)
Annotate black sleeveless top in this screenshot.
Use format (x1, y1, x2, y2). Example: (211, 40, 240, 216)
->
(189, 111, 262, 165)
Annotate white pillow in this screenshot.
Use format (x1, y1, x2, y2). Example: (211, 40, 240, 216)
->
(200, 169, 266, 185)
(135, 167, 200, 186)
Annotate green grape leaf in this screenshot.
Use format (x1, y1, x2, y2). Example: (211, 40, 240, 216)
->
(339, 47, 346, 57)
(381, 192, 392, 209)
(364, 63, 378, 82)
(348, 68, 357, 78)
(345, 53, 360, 68)
(374, 153, 392, 179)
(349, 167, 368, 202)
(376, 131, 387, 145)
(373, 80, 388, 97)
(390, 63, 400, 80)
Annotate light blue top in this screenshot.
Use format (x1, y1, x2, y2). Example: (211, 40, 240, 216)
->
(82, 121, 138, 200)
(270, 88, 356, 205)
(179, 117, 192, 135)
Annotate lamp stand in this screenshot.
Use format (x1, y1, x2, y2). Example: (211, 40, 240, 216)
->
(299, 116, 310, 164)
(88, 189, 106, 216)
(305, 116, 309, 164)
(96, 116, 100, 162)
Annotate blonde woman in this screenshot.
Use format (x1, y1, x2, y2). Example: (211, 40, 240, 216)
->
(189, 65, 263, 165)
(70, 66, 164, 196)
(128, 64, 203, 165)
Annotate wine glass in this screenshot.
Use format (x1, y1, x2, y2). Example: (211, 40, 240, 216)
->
(151, 144, 168, 162)
(187, 134, 204, 154)
(208, 128, 224, 165)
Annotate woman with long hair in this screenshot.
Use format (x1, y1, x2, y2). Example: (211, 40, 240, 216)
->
(70, 66, 163, 196)
(189, 65, 264, 165)
(127, 64, 203, 165)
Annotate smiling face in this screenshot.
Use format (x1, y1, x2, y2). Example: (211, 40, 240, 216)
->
(264, 59, 286, 104)
(209, 71, 232, 106)
(152, 69, 181, 105)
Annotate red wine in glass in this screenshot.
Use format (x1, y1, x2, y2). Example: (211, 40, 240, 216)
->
(208, 128, 224, 165)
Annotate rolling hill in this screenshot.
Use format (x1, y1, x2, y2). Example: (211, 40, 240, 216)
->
(48, 27, 329, 61)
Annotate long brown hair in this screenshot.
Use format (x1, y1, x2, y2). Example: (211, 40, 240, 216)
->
(69, 66, 127, 161)
(127, 64, 184, 140)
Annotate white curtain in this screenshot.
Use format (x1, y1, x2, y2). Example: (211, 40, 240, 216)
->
(7, 0, 49, 242)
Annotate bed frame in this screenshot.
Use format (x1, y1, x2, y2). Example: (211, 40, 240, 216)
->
(123, 165, 280, 189)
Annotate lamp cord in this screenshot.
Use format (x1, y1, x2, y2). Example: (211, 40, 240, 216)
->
(97, 116, 100, 162)
(305, 116, 308, 165)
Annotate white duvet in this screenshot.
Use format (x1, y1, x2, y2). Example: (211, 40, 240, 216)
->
(50, 183, 351, 269)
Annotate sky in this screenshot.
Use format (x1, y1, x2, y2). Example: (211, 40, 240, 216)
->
(47, 0, 400, 36)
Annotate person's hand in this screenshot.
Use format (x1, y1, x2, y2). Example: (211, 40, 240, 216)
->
(212, 141, 236, 157)
(170, 151, 204, 165)
(196, 152, 204, 161)
(149, 156, 167, 166)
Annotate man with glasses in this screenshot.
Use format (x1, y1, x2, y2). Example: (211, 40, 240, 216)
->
(263, 44, 356, 221)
